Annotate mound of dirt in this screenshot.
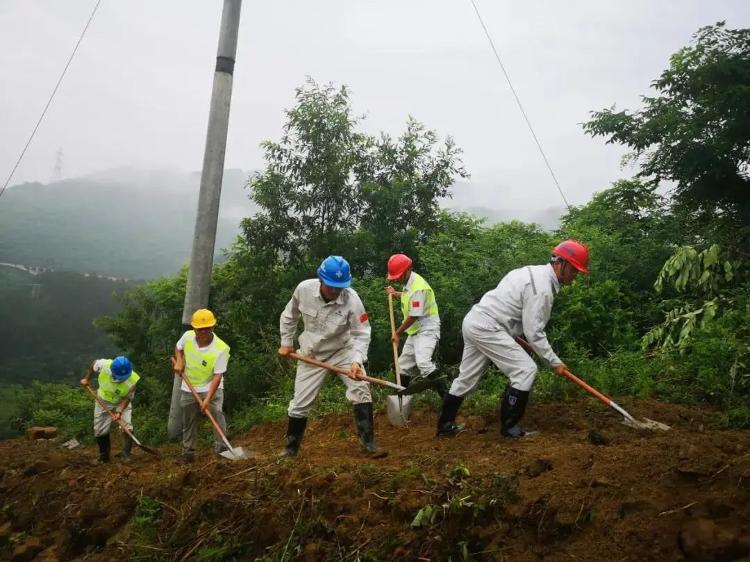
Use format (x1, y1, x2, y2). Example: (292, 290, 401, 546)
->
(1, 399, 749, 561)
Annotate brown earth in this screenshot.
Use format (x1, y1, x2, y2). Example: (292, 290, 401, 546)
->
(1, 399, 750, 561)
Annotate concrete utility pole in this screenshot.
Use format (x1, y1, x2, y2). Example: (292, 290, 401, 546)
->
(168, 0, 243, 439)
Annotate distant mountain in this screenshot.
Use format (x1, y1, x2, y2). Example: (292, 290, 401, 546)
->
(0, 169, 563, 280)
(0, 265, 139, 385)
(442, 180, 565, 230)
(455, 205, 564, 230)
(0, 168, 258, 279)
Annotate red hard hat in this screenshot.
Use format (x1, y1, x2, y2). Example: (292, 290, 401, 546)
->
(387, 254, 413, 280)
(552, 240, 590, 274)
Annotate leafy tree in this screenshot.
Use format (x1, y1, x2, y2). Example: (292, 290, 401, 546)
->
(584, 23, 750, 249)
(240, 78, 467, 276)
(642, 244, 738, 351)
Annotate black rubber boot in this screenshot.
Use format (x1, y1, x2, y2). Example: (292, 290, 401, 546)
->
(500, 386, 531, 438)
(399, 374, 412, 392)
(433, 373, 448, 399)
(401, 371, 448, 397)
(353, 403, 388, 459)
(121, 434, 133, 463)
(281, 416, 307, 457)
(436, 393, 465, 437)
(96, 434, 111, 463)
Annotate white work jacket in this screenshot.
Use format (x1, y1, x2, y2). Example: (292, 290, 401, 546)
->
(472, 264, 562, 367)
(280, 279, 371, 365)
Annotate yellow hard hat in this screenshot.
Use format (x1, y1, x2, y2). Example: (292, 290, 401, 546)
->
(191, 308, 217, 329)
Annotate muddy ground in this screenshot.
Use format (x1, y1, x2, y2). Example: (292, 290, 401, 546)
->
(1, 399, 749, 561)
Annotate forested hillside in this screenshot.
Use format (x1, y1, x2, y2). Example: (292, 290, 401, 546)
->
(0, 168, 256, 279)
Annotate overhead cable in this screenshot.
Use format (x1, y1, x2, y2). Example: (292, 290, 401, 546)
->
(469, 0, 572, 210)
(0, 0, 103, 201)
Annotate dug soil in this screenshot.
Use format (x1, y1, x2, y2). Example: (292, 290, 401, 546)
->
(1, 399, 749, 561)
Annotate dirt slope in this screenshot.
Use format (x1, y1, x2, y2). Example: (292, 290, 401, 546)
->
(1, 399, 749, 561)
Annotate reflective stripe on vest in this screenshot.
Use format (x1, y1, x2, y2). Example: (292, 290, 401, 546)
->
(184, 331, 230, 388)
(400, 272, 439, 335)
(97, 360, 140, 403)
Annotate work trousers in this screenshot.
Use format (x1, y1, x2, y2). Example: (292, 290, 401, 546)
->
(94, 399, 133, 437)
(450, 309, 538, 396)
(398, 329, 439, 379)
(287, 347, 372, 418)
(180, 388, 227, 454)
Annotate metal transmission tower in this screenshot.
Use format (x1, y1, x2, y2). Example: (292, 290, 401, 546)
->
(168, 0, 243, 439)
(51, 147, 63, 183)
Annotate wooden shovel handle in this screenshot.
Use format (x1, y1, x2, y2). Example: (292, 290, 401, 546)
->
(387, 293, 402, 386)
(174, 370, 234, 451)
(288, 351, 404, 390)
(82, 383, 159, 455)
(514, 337, 636, 423)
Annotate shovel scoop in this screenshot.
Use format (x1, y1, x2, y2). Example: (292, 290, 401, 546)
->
(560, 368, 670, 432)
(175, 369, 253, 461)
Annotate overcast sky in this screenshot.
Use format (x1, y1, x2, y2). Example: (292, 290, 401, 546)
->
(1, 1, 748, 210)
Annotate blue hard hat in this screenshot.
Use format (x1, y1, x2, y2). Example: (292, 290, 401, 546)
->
(110, 356, 133, 382)
(317, 256, 352, 288)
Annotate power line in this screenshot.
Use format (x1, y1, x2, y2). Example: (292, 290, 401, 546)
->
(468, 0, 571, 210)
(0, 0, 103, 201)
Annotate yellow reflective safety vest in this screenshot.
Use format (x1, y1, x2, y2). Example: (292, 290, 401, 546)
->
(97, 360, 140, 404)
(401, 272, 439, 335)
(184, 331, 230, 388)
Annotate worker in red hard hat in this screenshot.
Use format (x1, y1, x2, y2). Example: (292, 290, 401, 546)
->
(436, 240, 589, 439)
(385, 254, 446, 397)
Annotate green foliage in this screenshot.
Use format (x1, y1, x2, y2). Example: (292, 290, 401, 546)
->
(11, 382, 92, 440)
(133, 494, 161, 542)
(644, 244, 741, 351)
(654, 244, 734, 296)
(241, 78, 467, 276)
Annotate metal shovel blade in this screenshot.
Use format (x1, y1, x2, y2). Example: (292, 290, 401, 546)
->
(622, 416, 670, 431)
(220, 446, 252, 461)
(386, 395, 412, 427)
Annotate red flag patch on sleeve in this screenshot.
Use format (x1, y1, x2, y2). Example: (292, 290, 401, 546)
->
(359, 313, 369, 324)
(412, 301, 421, 308)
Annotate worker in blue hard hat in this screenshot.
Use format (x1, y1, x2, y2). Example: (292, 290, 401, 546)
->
(278, 255, 387, 459)
(80, 355, 140, 463)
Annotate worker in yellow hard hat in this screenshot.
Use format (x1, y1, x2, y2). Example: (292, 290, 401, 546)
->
(171, 308, 231, 463)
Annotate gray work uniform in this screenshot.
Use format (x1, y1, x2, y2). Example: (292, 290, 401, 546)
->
(280, 279, 372, 418)
(450, 264, 562, 395)
(94, 400, 133, 437)
(180, 388, 227, 454)
(398, 272, 440, 380)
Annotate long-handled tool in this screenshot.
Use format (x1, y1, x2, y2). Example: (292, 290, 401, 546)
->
(83, 384, 160, 456)
(175, 371, 252, 460)
(559, 368, 670, 431)
(515, 336, 669, 431)
(287, 352, 406, 392)
(385, 293, 412, 426)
